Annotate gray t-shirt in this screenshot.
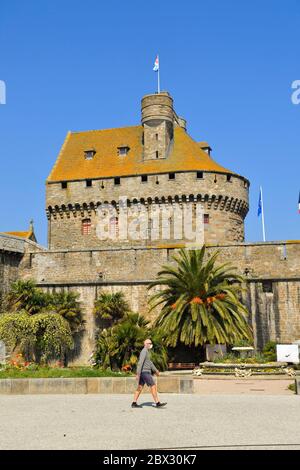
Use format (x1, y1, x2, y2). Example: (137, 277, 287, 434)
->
(136, 347, 158, 376)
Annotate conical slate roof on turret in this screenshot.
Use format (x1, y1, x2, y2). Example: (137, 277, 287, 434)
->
(47, 125, 239, 183)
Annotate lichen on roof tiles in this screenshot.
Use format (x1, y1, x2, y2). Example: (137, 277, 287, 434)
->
(47, 125, 236, 182)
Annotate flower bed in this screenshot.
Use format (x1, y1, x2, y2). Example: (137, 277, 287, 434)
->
(195, 361, 294, 376)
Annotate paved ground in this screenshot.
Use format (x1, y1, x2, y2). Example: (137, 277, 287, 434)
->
(193, 377, 293, 395)
(0, 393, 299, 450)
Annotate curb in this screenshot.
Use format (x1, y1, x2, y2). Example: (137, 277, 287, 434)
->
(0, 376, 194, 395)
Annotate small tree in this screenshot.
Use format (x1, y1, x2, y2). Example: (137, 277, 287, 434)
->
(0, 311, 35, 358)
(95, 312, 168, 371)
(5, 280, 50, 314)
(4, 280, 83, 336)
(93, 291, 130, 327)
(48, 291, 84, 334)
(148, 247, 253, 348)
(0, 311, 74, 364)
(30, 313, 74, 363)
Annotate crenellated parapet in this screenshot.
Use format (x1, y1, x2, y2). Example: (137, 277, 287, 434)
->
(46, 193, 249, 220)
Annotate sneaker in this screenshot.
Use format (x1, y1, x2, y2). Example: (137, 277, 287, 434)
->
(131, 402, 141, 408)
(155, 402, 167, 407)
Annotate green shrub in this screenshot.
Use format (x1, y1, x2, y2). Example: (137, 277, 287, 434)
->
(288, 383, 296, 393)
(95, 312, 168, 372)
(47, 291, 84, 333)
(263, 341, 277, 361)
(93, 291, 130, 327)
(0, 311, 35, 355)
(212, 352, 273, 364)
(0, 311, 74, 363)
(4, 280, 83, 334)
(30, 313, 74, 362)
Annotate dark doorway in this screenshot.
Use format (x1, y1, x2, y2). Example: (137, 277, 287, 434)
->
(167, 343, 205, 367)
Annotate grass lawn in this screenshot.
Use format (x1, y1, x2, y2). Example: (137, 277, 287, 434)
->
(0, 367, 132, 379)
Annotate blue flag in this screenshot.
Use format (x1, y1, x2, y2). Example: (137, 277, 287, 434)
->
(258, 188, 262, 217)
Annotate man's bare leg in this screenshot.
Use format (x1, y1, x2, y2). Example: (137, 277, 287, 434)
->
(150, 384, 159, 404)
(133, 384, 143, 403)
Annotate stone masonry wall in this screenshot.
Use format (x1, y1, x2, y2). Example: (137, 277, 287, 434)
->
(0, 251, 22, 308)
(18, 241, 300, 364)
(0, 234, 45, 310)
(46, 171, 249, 249)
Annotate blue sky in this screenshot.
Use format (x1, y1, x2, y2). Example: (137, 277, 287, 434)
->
(0, 0, 299, 246)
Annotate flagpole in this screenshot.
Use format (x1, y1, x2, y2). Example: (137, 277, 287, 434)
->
(157, 55, 160, 93)
(260, 186, 266, 242)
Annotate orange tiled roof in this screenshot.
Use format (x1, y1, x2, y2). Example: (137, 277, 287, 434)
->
(198, 141, 211, 149)
(3, 231, 32, 239)
(47, 125, 237, 182)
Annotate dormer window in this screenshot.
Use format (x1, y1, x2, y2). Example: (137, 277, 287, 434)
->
(84, 149, 96, 160)
(118, 146, 130, 156)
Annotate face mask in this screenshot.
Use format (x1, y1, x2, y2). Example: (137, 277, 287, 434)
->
(149, 345, 153, 349)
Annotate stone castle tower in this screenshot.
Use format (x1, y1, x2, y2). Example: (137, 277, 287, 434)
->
(1, 90, 300, 365)
(46, 91, 249, 249)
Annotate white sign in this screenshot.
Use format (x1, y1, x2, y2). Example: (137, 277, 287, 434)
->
(276, 344, 299, 364)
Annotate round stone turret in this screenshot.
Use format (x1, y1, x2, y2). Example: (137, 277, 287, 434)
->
(141, 92, 175, 161)
(141, 91, 174, 125)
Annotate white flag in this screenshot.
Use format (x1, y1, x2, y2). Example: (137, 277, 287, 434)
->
(153, 55, 159, 72)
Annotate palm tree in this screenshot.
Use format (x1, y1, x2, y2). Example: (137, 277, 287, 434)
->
(5, 281, 83, 336)
(95, 312, 168, 371)
(93, 291, 129, 327)
(5, 280, 50, 314)
(148, 247, 253, 348)
(110, 313, 148, 368)
(49, 291, 84, 334)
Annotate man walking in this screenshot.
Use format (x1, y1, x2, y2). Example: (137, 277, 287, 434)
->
(131, 339, 167, 408)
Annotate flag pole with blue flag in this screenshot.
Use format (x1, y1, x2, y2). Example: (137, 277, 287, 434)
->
(257, 186, 266, 241)
(153, 55, 160, 93)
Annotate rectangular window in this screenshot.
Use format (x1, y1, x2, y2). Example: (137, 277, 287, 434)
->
(226, 174, 232, 182)
(262, 281, 273, 293)
(141, 175, 148, 183)
(86, 179, 92, 187)
(169, 173, 175, 180)
(197, 171, 203, 179)
(114, 177, 120, 185)
(204, 214, 210, 224)
(61, 181, 67, 189)
(156, 151, 159, 159)
(82, 218, 91, 235)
